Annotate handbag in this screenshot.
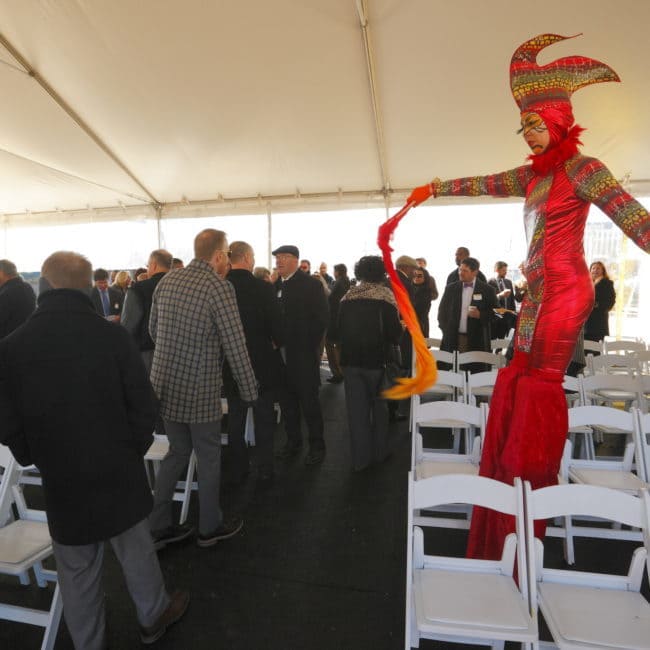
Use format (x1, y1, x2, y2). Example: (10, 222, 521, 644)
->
(379, 309, 406, 395)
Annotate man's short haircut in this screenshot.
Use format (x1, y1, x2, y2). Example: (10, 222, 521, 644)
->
(354, 256, 386, 283)
(460, 257, 480, 272)
(172, 257, 183, 266)
(334, 263, 347, 276)
(300, 259, 310, 267)
(457, 247, 470, 256)
(253, 266, 270, 280)
(0, 259, 18, 277)
(415, 257, 427, 265)
(149, 249, 173, 270)
(194, 229, 227, 261)
(229, 241, 253, 264)
(93, 268, 109, 282)
(494, 261, 508, 271)
(42, 252, 93, 290)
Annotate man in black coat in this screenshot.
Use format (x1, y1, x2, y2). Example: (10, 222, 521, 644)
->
(0, 251, 188, 648)
(438, 257, 498, 372)
(224, 241, 284, 484)
(324, 263, 351, 383)
(122, 249, 173, 373)
(273, 244, 329, 465)
(488, 261, 517, 339)
(446, 246, 487, 285)
(0, 259, 36, 338)
(90, 267, 124, 321)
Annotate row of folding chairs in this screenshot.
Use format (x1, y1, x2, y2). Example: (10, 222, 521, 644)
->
(0, 444, 62, 649)
(585, 350, 650, 377)
(406, 472, 650, 649)
(584, 337, 647, 357)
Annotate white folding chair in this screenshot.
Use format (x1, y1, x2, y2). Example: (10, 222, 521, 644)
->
(412, 403, 488, 529)
(490, 337, 512, 355)
(411, 382, 470, 457)
(581, 373, 644, 410)
(409, 368, 465, 435)
(634, 410, 650, 486)
(524, 481, 650, 650)
(554, 407, 646, 565)
(466, 369, 500, 406)
(562, 374, 583, 409)
(0, 445, 62, 650)
(144, 435, 198, 525)
(426, 337, 441, 350)
(406, 474, 536, 649)
(636, 350, 650, 376)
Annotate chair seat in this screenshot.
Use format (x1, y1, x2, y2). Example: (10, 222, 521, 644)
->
(569, 468, 647, 493)
(539, 581, 650, 649)
(0, 520, 52, 565)
(415, 462, 478, 480)
(589, 389, 637, 402)
(414, 568, 535, 638)
(422, 386, 454, 397)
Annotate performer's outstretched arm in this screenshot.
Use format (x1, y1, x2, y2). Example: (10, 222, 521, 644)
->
(568, 156, 650, 253)
(407, 165, 534, 206)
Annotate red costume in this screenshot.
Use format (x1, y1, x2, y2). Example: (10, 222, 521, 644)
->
(382, 34, 650, 560)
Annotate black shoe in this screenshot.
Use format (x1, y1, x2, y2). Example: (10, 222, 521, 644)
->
(275, 443, 302, 459)
(197, 516, 244, 548)
(304, 449, 326, 465)
(140, 589, 190, 644)
(326, 376, 344, 384)
(151, 524, 195, 551)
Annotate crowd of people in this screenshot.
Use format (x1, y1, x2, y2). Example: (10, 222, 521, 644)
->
(0, 229, 621, 647)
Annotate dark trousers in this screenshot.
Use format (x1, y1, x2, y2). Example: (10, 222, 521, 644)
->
(343, 367, 388, 470)
(279, 372, 325, 452)
(227, 388, 276, 476)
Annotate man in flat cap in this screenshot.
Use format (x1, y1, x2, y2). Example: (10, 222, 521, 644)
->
(273, 244, 329, 465)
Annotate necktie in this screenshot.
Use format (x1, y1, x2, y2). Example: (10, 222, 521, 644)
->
(463, 282, 473, 288)
(100, 289, 110, 316)
(498, 278, 505, 292)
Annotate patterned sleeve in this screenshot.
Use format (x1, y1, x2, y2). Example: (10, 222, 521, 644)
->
(435, 165, 534, 198)
(568, 156, 650, 253)
(213, 280, 258, 402)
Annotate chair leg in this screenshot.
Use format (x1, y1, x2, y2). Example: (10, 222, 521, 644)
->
(563, 514, 575, 565)
(33, 561, 47, 588)
(178, 453, 196, 525)
(41, 582, 63, 650)
(18, 570, 30, 585)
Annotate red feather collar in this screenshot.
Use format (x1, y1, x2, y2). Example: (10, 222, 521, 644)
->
(528, 125, 585, 176)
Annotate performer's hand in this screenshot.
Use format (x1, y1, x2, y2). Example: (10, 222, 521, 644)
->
(407, 182, 434, 207)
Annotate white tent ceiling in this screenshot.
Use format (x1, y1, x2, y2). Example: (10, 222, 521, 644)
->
(1, 0, 649, 222)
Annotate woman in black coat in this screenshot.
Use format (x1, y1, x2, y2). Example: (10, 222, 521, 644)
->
(584, 261, 616, 342)
(335, 256, 402, 471)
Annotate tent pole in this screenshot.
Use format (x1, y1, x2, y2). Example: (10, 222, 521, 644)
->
(156, 204, 162, 248)
(267, 203, 273, 270)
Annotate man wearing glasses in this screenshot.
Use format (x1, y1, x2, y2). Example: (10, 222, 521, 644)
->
(148, 229, 258, 549)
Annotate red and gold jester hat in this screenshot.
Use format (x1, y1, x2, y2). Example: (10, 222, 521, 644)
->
(510, 33, 620, 128)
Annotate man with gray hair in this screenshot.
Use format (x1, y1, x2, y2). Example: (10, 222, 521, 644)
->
(224, 241, 283, 485)
(0, 251, 188, 648)
(122, 249, 173, 372)
(0, 258, 36, 338)
(149, 229, 258, 548)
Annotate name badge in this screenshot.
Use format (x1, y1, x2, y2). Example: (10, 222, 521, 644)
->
(473, 294, 482, 301)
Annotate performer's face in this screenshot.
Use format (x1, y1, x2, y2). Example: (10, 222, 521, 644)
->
(519, 112, 550, 154)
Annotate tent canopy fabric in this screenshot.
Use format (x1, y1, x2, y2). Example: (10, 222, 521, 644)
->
(1, 0, 648, 223)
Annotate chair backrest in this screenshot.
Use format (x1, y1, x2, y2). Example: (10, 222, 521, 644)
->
(590, 352, 639, 376)
(636, 350, 650, 376)
(634, 410, 650, 486)
(413, 400, 483, 428)
(584, 339, 603, 355)
(426, 337, 441, 350)
(432, 348, 455, 369)
(429, 368, 465, 390)
(605, 339, 647, 355)
(0, 445, 19, 527)
(567, 405, 635, 432)
(490, 337, 512, 353)
(581, 373, 643, 405)
(457, 350, 504, 370)
(465, 370, 499, 406)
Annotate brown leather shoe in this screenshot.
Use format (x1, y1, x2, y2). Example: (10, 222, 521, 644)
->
(140, 589, 190, 644)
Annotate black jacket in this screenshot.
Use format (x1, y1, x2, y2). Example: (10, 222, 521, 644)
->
(224, 268, 284, 391)
(584, 278, 616, 341)
(274, 271, 329, 388)
(122, 272, 167, 350)
(90, 285, 124, 317)
(0, 289, 156, 544)
(438, 279, 498, 353)
(0, 276, 36, 339)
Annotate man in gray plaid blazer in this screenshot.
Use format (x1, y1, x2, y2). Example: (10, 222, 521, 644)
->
(149, 229, 258, 549)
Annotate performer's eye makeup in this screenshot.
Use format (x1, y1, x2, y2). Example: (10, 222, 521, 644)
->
(517, 114, 546, 135)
